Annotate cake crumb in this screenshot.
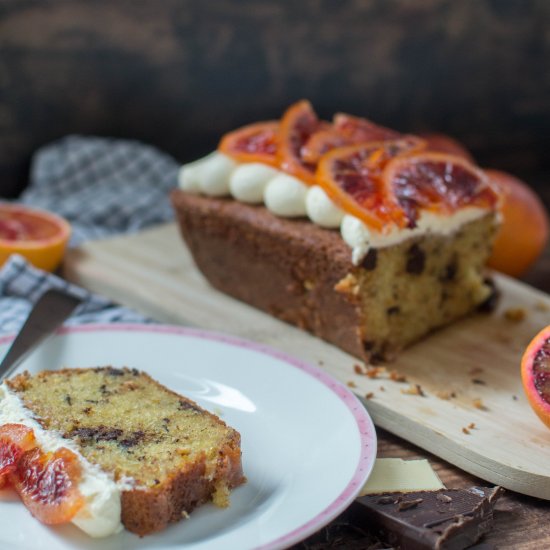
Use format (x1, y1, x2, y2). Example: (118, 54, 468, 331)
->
(401, 384, 425, 397)
(379, 385, 385, 392)
(462, 427, 471, 435)
(366, 366, 385, 379)
(365, 392, 374, 399)
(535, 300, 550, 312)
(473, 398, 487, 410)
(389, 370, 407, 383)
(436, 390, 456, 400)
(512, 395, 518, 401)
(504, 307, 526, 322)
(347, 381, 357, 388)
(354, 364, 366, 375)
(468, 422, 476, 430)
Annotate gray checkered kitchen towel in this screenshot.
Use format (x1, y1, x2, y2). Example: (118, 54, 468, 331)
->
(1, 135, 180, 335)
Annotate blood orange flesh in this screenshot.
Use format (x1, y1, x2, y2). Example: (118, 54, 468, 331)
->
(316, 138, 426, 230)
(522, 326, 550, 430)
(12, 447, 84, 524)
(0, 204, 71, 272)
(218, 121, 280, 167)
(277, 100, 325, 184)
(383, 153, 499, 227)
(0, 424, 84, 524)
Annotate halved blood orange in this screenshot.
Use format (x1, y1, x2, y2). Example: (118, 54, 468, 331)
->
(0, 204, 71, 272)
(485, 169, 549, 277)
(316, 138, 426, 230)
(218, 121, 280, 167)
(277, 100, 325, 184)
(12, 447, 84, 524)
(382, 152, 499, 227)
(521, 325, 550, 430)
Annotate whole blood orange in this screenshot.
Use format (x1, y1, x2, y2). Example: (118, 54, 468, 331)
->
(0, 204, 71, 272)
(485, 169, 549, 277)
(218, 121, 280, 167)
(521, 325, 550, 430)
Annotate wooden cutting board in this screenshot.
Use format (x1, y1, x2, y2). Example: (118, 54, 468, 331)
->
(63, 222, 550, 499)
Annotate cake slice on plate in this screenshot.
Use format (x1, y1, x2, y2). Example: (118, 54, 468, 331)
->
(0, 367, 245, 537)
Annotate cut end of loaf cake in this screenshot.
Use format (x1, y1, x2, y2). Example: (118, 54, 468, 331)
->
(171, 189, 498, 363)
(5, 367, 245, 536)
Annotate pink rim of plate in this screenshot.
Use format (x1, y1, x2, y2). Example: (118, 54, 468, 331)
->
(0, 322, 377, 550)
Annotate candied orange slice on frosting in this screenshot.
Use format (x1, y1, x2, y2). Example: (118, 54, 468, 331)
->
(383, 152, 500, 227)
(218, 121, 280, 167)
(316, 138, 426, 230)
(333, 113, 402, 142)
(11, 446, 84, 524)
(303, 113, 408, 165)
(277, 100, 326, 184)
(0, 424, 84, 524)
(0, 424, 36, 482)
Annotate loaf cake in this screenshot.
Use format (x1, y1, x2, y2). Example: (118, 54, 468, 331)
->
(0, 367, 245, 537)
(172, 100, 500, 362)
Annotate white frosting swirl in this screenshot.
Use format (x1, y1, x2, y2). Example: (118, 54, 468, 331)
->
(305, 186, 344, 228)
(264, 173, 308, 217)
(179, 152, 491, 265)
(229, 163, 279, 204)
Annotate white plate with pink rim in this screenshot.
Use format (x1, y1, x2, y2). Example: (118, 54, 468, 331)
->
(0, 323, 376, 550)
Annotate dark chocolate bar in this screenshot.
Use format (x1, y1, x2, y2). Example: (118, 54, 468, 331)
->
(351, 486, 503, 549)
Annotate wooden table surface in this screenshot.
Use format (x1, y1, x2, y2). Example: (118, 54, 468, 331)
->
(293, 240, 550, 549)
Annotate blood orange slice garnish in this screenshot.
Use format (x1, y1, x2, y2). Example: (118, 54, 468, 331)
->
(277, 100, 326, 184)
(12, 446, 84, 524)
(383, 152, 499, 227)
(333, 113, 402, 142)
(316, 138, 426, 230)
(302, 113, 407, 165)
(420, 132, 475, 163)
(521, 326, 550, 430)
(0, 424, 37, 479)
(0, 204, 71, 272)
(218, 121, 280, 167)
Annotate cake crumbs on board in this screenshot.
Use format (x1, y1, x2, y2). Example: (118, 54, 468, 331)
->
(473, 398, 488, 410)
(401, 384, 425, 397)
(504, 307, 527, 322)
(436, 390, 457, 400)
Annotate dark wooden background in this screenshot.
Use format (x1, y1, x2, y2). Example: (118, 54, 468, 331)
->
(1, 0, 549, 198)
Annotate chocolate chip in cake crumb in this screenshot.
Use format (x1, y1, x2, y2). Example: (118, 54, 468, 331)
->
(178, 399, 202, 413)
(472, 379, 486, 385)
(106, 367, 125, 376)
(478, 278, 500, 313)
(361, 249, 378, 271)
(440, 258, 458, 282)
(120, 430, 145, 448)
(386, 306, 400, 316)
(65, 395, 72, 406)
(82, 406, 92, 415)
(406, 244, 425, 274)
